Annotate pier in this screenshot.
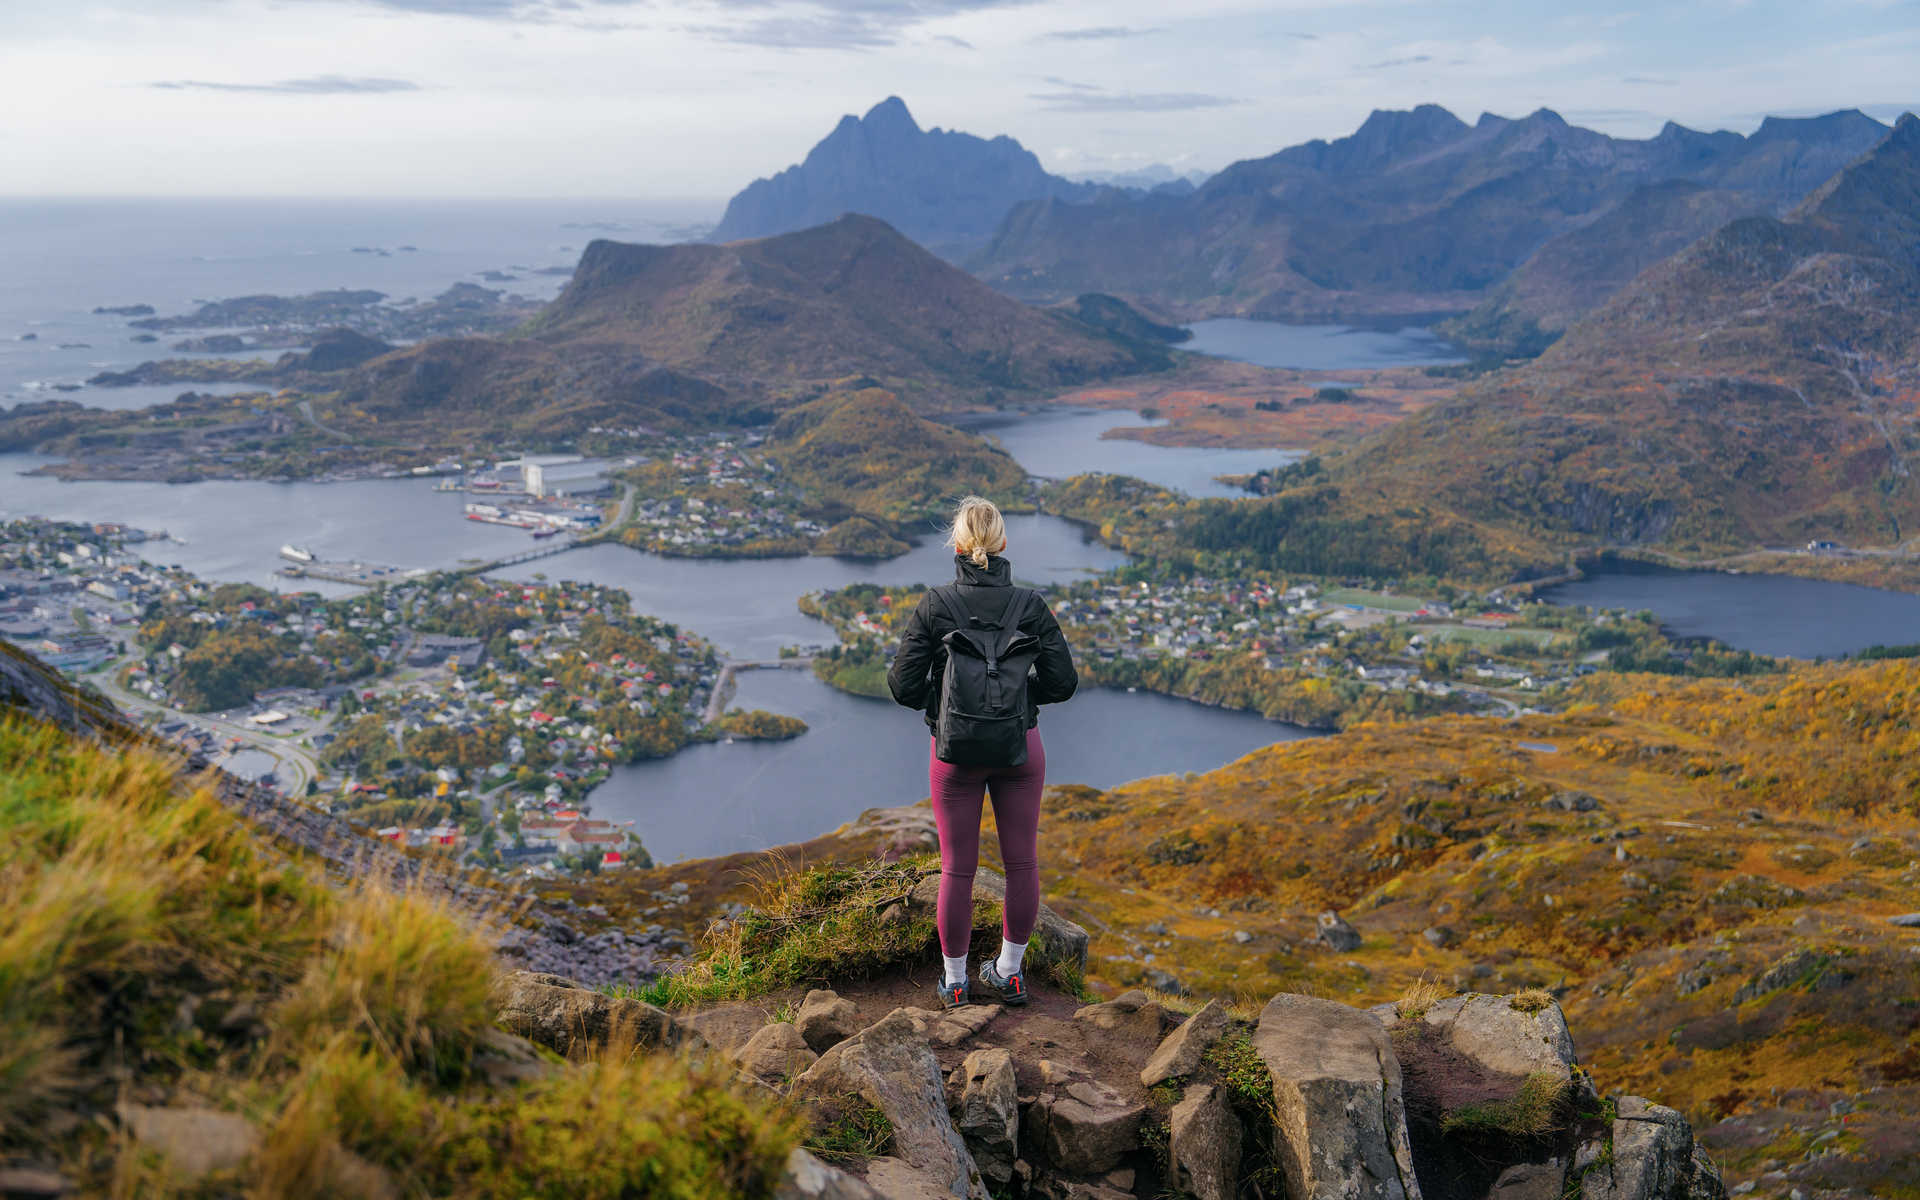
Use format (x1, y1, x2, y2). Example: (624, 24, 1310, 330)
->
(278, 559, 429, 587)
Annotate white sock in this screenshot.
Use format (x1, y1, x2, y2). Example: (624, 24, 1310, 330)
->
(995, 939, 1027, 978)
(943, 955, 969, 986)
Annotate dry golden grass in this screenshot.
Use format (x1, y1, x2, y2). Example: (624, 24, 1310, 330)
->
(1397, 974, 1455, 1020)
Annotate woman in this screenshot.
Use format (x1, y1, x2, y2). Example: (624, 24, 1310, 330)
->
(888, 497, 1078, 1009)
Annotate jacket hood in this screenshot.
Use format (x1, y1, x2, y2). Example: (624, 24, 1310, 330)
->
(953, 554, 1012, 586)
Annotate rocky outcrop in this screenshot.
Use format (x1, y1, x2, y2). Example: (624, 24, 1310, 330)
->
(1033, 1079, 1146, 1176)
(1576, 1098, 1725, 1200)
(807, 1010, 990, 1199)
(907, 867, 1090, 972)
(1254, 992, 1423, 1200)
(776, 1148, 885, 1200)
(737, 1021, 819, 1083)
(797, 988, 863, 1052)
(492, 971, 690, 1057)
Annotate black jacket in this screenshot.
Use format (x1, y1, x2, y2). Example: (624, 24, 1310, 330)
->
(887, 555, 1078, 731)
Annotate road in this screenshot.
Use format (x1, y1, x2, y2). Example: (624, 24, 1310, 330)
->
(89, 656, 325, 796)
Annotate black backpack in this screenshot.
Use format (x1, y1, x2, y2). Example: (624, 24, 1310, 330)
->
(930, 586, 1041, 767)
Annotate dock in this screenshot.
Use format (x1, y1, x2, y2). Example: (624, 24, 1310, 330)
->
(278, 559, 430, 587)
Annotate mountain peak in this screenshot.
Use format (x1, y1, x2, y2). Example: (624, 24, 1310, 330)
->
(861, 95, 919, 133)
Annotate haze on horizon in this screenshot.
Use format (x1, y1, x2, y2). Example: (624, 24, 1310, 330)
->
(2, 0, 1916, 199)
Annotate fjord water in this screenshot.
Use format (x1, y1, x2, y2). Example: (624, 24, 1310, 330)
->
(954, 408, 1300, 498)
(1542, 561, 1920, 659)
(587, 668, 1308, 862)
(1180, 318, 1465, 370)
(0, 197, 714, 407)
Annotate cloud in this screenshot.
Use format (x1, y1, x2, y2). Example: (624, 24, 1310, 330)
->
(1031, 89, 1237, 113)
(682, 0, 1038, 48)
(1623, 74, 1678, 85)
(931, 33, 973, 49)
(148, 75, 423, 94)
(1041, 75, 1099, 91)
(1040, 25, 1156, 41)
(1362, 54, 1433, 69)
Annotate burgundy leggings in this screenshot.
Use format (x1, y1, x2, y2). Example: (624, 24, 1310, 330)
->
(928, 728, 1045, 959)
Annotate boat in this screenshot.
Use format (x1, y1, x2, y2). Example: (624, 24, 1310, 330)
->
(531, 526, 561, 539)
(279, 544, 316, 564)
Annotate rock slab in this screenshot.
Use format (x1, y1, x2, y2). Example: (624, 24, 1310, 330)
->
(954, 1047, 1019, 1186)
(833, 1011, 990, 1200)
(1253, 993, 1422, 1200)
(797, 988, 862, 1052)
(737, 1021, 819, 1082)
(909, 866, 1089, 970)
(1141, 997, 1230, 1087)
(1169, 1083, 1242, 1200)
(774, 1148, 884, 1200)
(493, 970, 687, 1057)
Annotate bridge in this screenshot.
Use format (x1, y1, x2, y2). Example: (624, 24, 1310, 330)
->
(461, 537, 581, 575)
(704, 656, 816, 725)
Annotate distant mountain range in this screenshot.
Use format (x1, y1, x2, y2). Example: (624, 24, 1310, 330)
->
(711, 98, 1102, 258)
(975, 104, 1891, 332)
(339, 214, 1173, 435)
(1329, 112, 1920, 555)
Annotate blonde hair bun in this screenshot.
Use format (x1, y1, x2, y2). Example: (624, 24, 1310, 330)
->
(947, 496, 1007, 568)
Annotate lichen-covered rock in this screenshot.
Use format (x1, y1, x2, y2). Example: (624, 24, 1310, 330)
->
(493, 970, 689, 1057)
(1579, 1097, 1723, 1200)
(1419, 993, 1576, 1083)
(954, 1047, 1019, 1186)
(1169, 1083, 1242, 1200)
(796, 988, 862, 1052)
(1253, 993, 1422, 1200)
(1315, 910, 1363, 952)
(690, 1002, 777, 1056)
(1141, 997, 1230, 1087)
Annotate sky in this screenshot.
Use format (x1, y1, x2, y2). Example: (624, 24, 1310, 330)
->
(3, 0, 1916, 200)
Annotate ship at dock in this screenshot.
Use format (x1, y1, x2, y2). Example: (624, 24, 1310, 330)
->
(279, 544, 316, 564)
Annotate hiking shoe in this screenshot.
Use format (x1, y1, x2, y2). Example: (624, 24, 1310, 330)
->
(935, 977, 971, 1010)
(979, 961, 1029, 1007)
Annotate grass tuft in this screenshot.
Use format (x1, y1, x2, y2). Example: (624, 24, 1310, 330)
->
(1510, 987, 1556, 1014)
(1396, 973, 1453, 1021)
(1442, 1072, 1571, 1140)
(803, 1101, 894, 1165)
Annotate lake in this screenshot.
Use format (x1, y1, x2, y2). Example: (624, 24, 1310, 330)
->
(952, 408, 1300, 499)
(1181, 318, 1465, 370)
(586, 667, 1309, 863)
(1541, 562, 1920, 659)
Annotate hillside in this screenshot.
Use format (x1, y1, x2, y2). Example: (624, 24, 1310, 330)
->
(339, 215, 1168, 437)
(712, 97, 1098, 256)
(1326, 112, 1920, 557)
(976, 104, 1888, 322)
(611, 656, 1920, 1199)
(1445, 109, 1891, 355)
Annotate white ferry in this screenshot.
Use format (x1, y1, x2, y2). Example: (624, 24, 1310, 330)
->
(279, 544, 316, 564)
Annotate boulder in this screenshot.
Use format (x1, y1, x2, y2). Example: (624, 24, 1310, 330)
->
(775, 1147, 885, 1200)
(1315, 911, 1363, 952)
(738, 1022, 819, 1083)
(908, 867, 1089, 971)
(494, 970, 688, 1057)
(115, 1104, 259, 1176)
(1038, 1079, 1146, 1176)
(1418, 993, 1576, 1083)
(833, 1011, 989, 1199)
(1140, 998, 1230, 1087)
(1253, 993, 1421, 1200)
(1169, 1083, 1242, 1200)
(954, 1047, 1019, 1186)
(1072, 990, 1165, 1061)
(690, 1002, 777, 1055)
(1579, 1097, 1723, 1200)
(797, 989, 862, 1052)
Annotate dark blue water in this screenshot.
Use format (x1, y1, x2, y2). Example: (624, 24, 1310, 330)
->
(1181, 318, 1464, 370)
(953, 408, 1300, 498)
(1542, 562, 1920, 659)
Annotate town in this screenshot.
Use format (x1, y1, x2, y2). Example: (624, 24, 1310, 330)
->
(0, 517, 803, 879)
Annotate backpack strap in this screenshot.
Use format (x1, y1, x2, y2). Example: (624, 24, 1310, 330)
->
(929, 585, 971, 634)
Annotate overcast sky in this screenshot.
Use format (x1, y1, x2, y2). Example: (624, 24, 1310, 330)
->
(3, 0, 1915, 199)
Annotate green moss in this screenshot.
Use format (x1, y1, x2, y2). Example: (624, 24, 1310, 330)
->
(1442, 1072, 1571, 1141)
